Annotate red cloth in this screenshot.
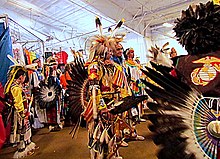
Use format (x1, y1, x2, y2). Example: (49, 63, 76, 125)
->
(55, 51, 68, 64)
(46, 107, 58, 124)
(0, 82, 13, 149)
(60, 72, 71, 89)
(176, 52, 220, 97)
(0, 114, 6, 149)
(170, 69, 177, 78)
(0, 83, 6, 149)
(0, 83, 4, 112)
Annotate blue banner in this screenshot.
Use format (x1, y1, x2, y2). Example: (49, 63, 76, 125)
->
(0, 23, 13, 86)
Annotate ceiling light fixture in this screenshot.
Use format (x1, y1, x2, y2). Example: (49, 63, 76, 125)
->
(163, 22, 173, 27)
(8, 0, 41, 12)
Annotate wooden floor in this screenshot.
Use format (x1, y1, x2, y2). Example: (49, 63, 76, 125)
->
(0, 121, 158, 159)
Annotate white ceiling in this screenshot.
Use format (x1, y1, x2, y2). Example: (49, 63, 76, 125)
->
(0, 0, 208, 48)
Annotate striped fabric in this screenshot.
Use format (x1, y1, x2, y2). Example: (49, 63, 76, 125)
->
(83, 99, 93, 123)
(112, 68, 123, 87)
(23, 48, 37, 64)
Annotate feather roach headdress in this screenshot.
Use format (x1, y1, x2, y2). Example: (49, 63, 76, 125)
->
(88, 35, 117, 62)
(87, 17, 125, 62)
(4, 55, 37, 94)
(173, 1, 220, 55)
(148, 42, 173, 67)
(46, 56, 58, 66)
(141, 62, 220, 159)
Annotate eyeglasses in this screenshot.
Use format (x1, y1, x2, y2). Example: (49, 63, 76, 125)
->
(116, 48, 123, 51)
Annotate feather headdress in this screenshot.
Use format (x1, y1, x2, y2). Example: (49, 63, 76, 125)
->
(173, 1, 220, 55)
(88, 35, 117, 62)
(87, 17, 125, 62)
(4, 55, 37, 94)
(46, 56, 58, 66)
(148, 42, 173, 67)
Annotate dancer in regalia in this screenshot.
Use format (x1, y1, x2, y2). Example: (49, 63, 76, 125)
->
(4, 56, 39, 158)
(66, 17, 147, 159)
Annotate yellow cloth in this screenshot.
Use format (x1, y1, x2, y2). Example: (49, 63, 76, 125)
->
(11, 84, 24, 112)
(96, 91, 107, 110)
(213, 0, 220, 5)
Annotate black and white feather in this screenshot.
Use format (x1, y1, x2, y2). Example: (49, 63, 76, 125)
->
(173, 1, 220, 55)
(109, 95, 148, 115)
(141, 62, 220, 159)
(66, 56, 88, 137)
(36, 82, 61, 109)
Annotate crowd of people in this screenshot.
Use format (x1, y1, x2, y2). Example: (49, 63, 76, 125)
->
(0, 20, 179, 158)
(0, 37, 155, 158)
(2, 0, 220, 158)
(0, 15, 180, 158)
(0, 49, 70, 157)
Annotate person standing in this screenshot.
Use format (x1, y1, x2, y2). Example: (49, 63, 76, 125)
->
(59, 64, 72, 126)
(123, 48, 144, 123)
(4, 66, 38, 158)
(113, 43, 124, 66)
(113, 44, 145, 141)
(29, 58, 47, 129)
(46, 57, 62, 131)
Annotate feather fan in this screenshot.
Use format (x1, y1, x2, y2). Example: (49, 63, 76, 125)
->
(142, 63, 220, 159)
(109, 95, 148, 115)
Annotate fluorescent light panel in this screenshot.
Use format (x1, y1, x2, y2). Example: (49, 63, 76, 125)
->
(163, 22, 173, 27)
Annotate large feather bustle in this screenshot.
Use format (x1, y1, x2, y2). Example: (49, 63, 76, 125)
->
(141, 63, 218, 159)
(35, 82, 61, 109)
(173, 1, 220, 55)
(66, 56, 88, 137)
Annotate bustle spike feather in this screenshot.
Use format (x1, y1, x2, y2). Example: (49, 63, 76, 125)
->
(110, 18, 125, 37)
(95, 16, 103, 36)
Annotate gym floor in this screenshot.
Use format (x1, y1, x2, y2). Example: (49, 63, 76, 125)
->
(0, 121, 158, 159)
